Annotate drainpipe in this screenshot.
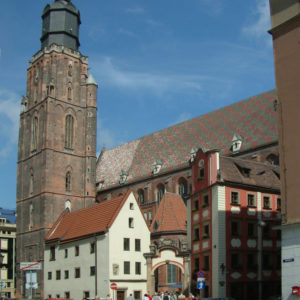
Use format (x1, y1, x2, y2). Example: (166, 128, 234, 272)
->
(95, 235, 98, 297)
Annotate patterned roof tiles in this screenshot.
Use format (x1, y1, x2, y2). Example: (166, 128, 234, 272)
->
(96, 89, 278, 190)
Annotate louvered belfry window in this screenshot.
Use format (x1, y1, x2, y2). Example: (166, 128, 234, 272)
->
(65, 115, 74, 149)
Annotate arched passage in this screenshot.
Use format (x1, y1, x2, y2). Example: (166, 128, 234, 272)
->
(144, 239, 190, 295)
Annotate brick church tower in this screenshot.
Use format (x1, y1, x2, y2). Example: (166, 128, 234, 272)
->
(16, 0, 98, 297)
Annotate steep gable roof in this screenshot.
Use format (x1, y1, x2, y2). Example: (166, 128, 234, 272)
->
(150, 193, 187, 234)
(220, 156, 280, 191)
(45, 191, 131, 243)
(96, 90, 277, 191)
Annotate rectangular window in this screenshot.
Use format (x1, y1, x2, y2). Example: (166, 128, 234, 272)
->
(50, 246, 55, 261)
(48, 272, 52, 280)
(90, 266, 95, 276)
(203, 255, 209, 271)
(263, 196, 271, 209)
(64, 249, 68, 258)
(167, 264, 177, 283)
(130, 203, 134, 210)
(193, 199, 199, 211)
(247, 194, 256, 207)
(75, 267, 80, 278)
(262, 253, 272, 270)
(56, 270, 61, 280)
(144, 212, 147, 220)
(231, 253, 242, 270)
(64, 270, 69, 279)
(231, 221, 241, 236)
(124, 238, 130, 251)
(203, 194, 209, 207)
(194, 258, 200, 272)
(135, 239, 141, 251)
(75, 245, 79, 256)
(84, 292, 90, 299)
(203, 224, 209, 239)
(199, 168, 205, 180)
(263, 222, 273, 239)
(277, 198, 281, 211)
(193, 228, 199, 241)
(129, 218, 134, 228)
(134, 291, 141, 300)
(231, 191, 240, 205)
(65, 292, 70, 299)
(124, 261, 130, 274)
(148, 212, 152, 221)
(135, 262, 141, 275)
(247, 222, 257, 237)
(247, 253, 258, 270)
(90, 242, 95, 254)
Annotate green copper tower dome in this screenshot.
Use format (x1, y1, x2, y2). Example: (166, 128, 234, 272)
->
(40, 0, 81, 50)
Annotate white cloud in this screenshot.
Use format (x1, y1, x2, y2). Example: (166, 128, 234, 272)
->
(92, 56, 214, 98)
(242, 0, 271, 40)
(0, 89, 20, 158)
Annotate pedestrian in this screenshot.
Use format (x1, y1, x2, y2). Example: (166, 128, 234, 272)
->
(152, 292, 161, 300)
(163, 292, 170, 300)
(126, 294, 135, 300)
(143, 294, 150, 300)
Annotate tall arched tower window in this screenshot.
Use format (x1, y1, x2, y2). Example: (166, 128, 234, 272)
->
(65, 115, 74, 149)
(31, 116, 38, 151)
(137, 189, 144, 205)
(67, 86, 72, 100)
(178, 178, 188, 198)
(29, 169, 34, 195)
(156, 184, 165, 204)
(66, 171, 71, 192)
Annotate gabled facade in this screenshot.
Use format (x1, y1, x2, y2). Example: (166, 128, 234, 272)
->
(190, 149, 281, 300)
(44, 192, 150, 300)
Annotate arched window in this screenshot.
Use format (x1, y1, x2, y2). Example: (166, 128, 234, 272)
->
(29, 202, 34, 230)
(156, 184, 165, 204)
(66, 171, 71, 192)
(138, 189, 144, 205)
(31, 116, 38, 151)
(178, 178, 188, 198)
(67, 87, 72, 100)
(65, 115, 74, 149)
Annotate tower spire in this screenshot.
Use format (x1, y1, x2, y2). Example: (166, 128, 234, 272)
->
(40, 0, 81, 50)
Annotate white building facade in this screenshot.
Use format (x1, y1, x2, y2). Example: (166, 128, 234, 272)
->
(44, 192, 150, 300)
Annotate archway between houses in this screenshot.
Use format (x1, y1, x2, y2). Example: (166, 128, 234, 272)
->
(144, 239, 190, 296)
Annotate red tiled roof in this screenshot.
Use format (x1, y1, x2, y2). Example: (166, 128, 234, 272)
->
(96, 90, 278, 190)
(150, 193, 187, 233)
(220, 156, 280, 191)
(45, 191, 131, 243)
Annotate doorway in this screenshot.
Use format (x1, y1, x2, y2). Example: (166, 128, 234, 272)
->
(117, 290, 125, 300)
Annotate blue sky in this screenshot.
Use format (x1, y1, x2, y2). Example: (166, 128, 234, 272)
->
(0, 0, 275, 209)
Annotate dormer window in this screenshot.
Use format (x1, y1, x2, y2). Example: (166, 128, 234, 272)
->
(154, 220, 159, 232)
(96, 181, 104, 191)
(152, 160, 163, 175)
(231, 134, 243, 153)
(119, 170, 128, 185)
(235, 163, 251, 178)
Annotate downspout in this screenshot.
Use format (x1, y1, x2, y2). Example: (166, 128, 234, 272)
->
(95, 234, 98, 297)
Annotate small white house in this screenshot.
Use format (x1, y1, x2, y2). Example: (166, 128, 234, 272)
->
(44, 191, 150, 300)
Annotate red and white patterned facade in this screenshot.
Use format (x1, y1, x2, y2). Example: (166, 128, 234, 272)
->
(190, 149, 281, 300)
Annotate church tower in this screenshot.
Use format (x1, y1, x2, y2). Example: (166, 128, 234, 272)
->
(16, 0, 98, 297)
